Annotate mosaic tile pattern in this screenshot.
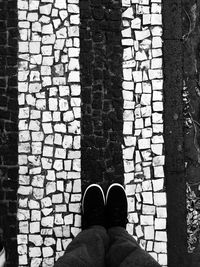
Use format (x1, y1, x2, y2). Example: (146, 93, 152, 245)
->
(17, 0, 81, 265)
(121, 0, 167, 266)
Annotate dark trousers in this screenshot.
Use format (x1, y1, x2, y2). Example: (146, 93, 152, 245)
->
(54, 226, 161, 267)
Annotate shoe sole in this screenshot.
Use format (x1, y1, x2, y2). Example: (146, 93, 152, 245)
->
(82, 184, 106, 213)
(106, 183, 126, 204)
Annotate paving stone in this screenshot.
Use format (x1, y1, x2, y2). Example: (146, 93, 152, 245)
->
(121, 1, 166, 264)
(18, 0, 81, 264)
(16, 0, 167, 265)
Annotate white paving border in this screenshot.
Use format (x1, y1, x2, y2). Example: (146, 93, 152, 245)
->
(121, 0, 167, 266)
(17, 0, 81, 265)
(17, 0, 168, 265)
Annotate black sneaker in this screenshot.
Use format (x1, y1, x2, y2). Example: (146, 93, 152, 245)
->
(106, 183, 128, 228)
(82, 184, 106, 230)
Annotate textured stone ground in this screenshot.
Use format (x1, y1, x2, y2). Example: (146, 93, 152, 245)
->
(1, 0, 200, 267)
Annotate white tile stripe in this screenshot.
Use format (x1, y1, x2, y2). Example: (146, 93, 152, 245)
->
(17, 0, 81, 265)
(17, 0, 168, 265)
(121, 1, 167, 266)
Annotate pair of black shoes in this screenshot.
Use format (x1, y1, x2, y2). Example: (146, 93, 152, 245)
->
(82, 183, 128, 230)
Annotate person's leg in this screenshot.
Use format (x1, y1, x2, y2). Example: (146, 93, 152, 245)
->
(0, 242, 6, 267)
(54, 184, 109, 267)
(107, 227, 160, 267)
(105, 183, 161, 267)
(54, 226, 108, 267)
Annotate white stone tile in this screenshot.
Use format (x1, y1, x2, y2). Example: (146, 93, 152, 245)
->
(149, 69, 163, 80)
(30, 222, 40, 234)
(44, 135, 54, 145)
(140, 215, 154, 225)
(131, 18, 141, 29)
(128, 212, 139, 224)
(122, 81, 135, 91)
(123, 68, 133, 81)
(143, 166, 151, 178)
(124, 160, 135, 173)
(123, 147, 135, 160)
(152, 178, 164, 191)
(122, 27, 132, 38)
(55, 148, 66, 159)
(152, 48, 162, 57)
(40, 4, 52, 15)
(151, 144, 163, 155)
(132, 71, 143, 82)
(154, 242, 167, 253)
(152, 36, 162, 48)
(151, 14, 162, 25)
(153, 155, 165, 166)
(143, 14, 151, 25)
(153, 101, 163, 112)
(151, 26, 162, 36)
(42, 208, 53, 216)
(136, 5, 150, 14)
(55, 214, 64, 225)
(141, 106, 152, 117)
(158, 253, 168, 265)
(151, 135, 164, 144)
(68, 203, 81, 213)
(56, 181, 65, 192)
(125, 184, 136, 196)
(153, 124, 163, 133)
(153, 91, 162, 101)
(46, 182, 56, 195)
(141, 192, 153, 204)
(54, 133, 62, 145)
(68, 4, 79, 13)
(122, 0, 131, 6)
(124, 173, 134, 184)
(140, 94, 151, 105)
(152, 112, 163, 123)
(135, 225, 144, 238)
(135, 29, 151, 40)
(136, 50, 148, 61)
(144, 226, 154, 240)
(122, 7, 134, 19)
(42, 247, 54, 257)
(64, 214, 73, 225)
(142, 204, 156, 215)
(29, 247, 41, 258)
(44, 237, 56, 247)
(27, 12, 39, 22)
(123, 47, 134, 61)
(54, 0, 67, 9)
(138, 138, 151, 150)
(124, 136, 136, 147)
(155, 218, 166, 230)
(70, 14, 80, 25)
(123, 121, 133, 135)
(154, 192, 166, 206)
(134, 151, 141, 164)
(126, 223, 134, 235)
(142, 180, 152, 191)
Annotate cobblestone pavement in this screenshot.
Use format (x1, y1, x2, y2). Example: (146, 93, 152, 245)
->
(16, 0, 168, 266)
(0, 0, 194, 266)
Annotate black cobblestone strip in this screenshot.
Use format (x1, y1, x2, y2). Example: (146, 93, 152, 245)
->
(80, 0, 124, 189)
(163, 1, 188, 266)
(0, 0, 18, 266)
